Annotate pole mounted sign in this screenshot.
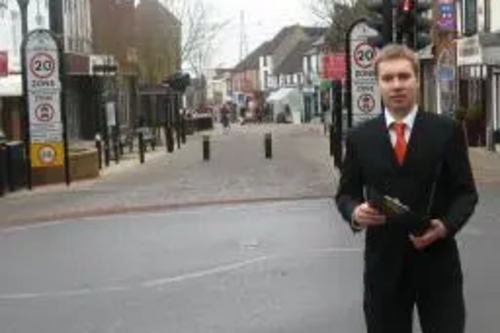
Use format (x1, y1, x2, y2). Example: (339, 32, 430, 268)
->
(24, 29, 67, 170)
(348, 19, 382, 127)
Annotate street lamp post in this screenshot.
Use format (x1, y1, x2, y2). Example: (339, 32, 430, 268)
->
(17, 0, 31, 189)
(17, 0, 29, 36)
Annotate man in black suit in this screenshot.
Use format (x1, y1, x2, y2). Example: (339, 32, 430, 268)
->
(335, 44, 478, 333)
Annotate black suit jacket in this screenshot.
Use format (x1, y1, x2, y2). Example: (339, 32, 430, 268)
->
(335, 110, 478, 289)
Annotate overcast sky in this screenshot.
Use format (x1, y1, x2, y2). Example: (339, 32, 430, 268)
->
(142, 0, 322, 70)
(205, 0, 321, 68)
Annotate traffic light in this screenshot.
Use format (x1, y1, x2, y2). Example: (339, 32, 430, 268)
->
(396, 0, 432, 50)
(395, 0, 413, 44)
(366, 0, 393, 48)
(164, 72, 191, 93)
(412, 0, 432, 50)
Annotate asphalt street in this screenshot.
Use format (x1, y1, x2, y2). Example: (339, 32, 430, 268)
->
(1, 124, 499, 332)
(0, 194, 498, 333)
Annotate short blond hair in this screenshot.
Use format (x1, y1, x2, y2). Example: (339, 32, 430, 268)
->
(374, 44, 420, 79)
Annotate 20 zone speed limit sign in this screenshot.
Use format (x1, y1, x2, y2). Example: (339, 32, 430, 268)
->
(30, 53, 55, 79)
(353, 42, 376, 69)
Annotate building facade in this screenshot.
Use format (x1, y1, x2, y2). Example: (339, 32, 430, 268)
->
(62, 0, 95, 141)
(0, 0, 51, 141)
(455, 0, 500, 148)
(90, 0, 139, 140)
(135, 0, 182, 127)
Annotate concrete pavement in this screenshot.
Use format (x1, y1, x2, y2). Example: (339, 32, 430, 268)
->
(2, 123, 500, 228)
(1, 124, 336, 227)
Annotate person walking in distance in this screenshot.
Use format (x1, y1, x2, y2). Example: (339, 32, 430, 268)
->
(335, 44, 478, 333)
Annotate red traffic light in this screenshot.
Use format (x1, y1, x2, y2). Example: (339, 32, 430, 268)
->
(403, 0, 411, 11)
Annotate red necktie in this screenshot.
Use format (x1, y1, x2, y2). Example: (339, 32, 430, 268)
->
(393, 122, 407, 166)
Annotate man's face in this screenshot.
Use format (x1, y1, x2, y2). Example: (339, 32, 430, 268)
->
(376, 58, 418, 116)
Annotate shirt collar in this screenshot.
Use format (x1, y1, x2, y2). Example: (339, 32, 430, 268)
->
(385, 105, 418, 130)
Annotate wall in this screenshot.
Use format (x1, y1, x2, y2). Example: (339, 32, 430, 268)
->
(90, 0, 136, 73)
(231, 70, 258, 93)
(64, 0, 92, 54)
(258, 55, 273, 91)
(489, 0, 500, 31)
(135, 0, 181, 85)
(1, 0, 50, 73)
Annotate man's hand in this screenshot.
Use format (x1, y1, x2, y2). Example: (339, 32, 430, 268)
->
(409, 219, 448, 250)
(353, 203, 386, 227)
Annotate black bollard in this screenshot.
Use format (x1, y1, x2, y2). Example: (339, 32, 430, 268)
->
(330, 124, 334, 157)
(176, 125, 181, 149)
(181, 117, 186, 144)
(95, 134, 103, 170)
(113, 128, 120, 165)
(332, 80, 343, 168)
(203, 135, 210, 161)
(138, 131, 145, 164)
(165, 125, 174, 153)
(264, 133, 272, 159)
(0, 145, 6, 197)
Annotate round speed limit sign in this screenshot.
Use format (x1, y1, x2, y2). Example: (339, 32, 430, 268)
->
(30, 52, 55, 79)
(38, 145, 57, 165)
(353, 42, 377, 69)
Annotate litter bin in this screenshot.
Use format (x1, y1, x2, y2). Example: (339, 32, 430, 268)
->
(5, 141, 28, 192)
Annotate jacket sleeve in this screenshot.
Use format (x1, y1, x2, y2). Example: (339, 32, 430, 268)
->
(442, 122, 479, 237)
(335, 132, 364, 232)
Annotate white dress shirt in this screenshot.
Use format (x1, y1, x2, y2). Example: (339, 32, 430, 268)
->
(384, 105, 418, 145)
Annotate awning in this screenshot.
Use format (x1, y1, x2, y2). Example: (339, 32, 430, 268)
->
(0, 75, 22, 97)
(266, 88, 294, 103)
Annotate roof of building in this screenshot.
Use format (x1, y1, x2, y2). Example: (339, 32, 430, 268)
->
(233, 41, 270, 71)
(274, 39, 315, 74)
(264, 25, 325, 55)
(232, 25, 326, 72)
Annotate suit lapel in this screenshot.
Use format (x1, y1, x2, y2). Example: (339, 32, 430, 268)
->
(401, 110, 426, 169)
(374, 114, 399, 170)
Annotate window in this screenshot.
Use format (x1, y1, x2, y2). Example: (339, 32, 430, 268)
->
(0, 0, 7, 19)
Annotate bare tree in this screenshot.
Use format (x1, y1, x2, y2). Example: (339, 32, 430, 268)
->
(161, 0, 228, 75)
(309, 0, 368, 51)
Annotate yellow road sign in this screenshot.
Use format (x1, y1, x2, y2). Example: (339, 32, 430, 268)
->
(30, 142, 65, 168)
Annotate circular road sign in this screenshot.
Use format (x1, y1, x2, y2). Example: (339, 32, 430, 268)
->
(358, 94, 376, 113)
(37, 145, 57, 165)
(30, 52, 55, 79)
(35, 103, 55, 122)
(353, 42, 377, 69)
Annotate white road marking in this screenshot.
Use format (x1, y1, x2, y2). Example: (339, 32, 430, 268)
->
(141, 255, 269, 288)
(0, 247, 362, 301)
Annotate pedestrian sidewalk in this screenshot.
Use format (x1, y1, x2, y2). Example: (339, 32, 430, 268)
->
(468, 147, 500, 186)
(4, 143, 169, 198)
(0, 124, 336, 227)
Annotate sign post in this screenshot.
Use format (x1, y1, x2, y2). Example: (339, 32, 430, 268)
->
(0, 51, 7, 77)
(345, 19, 382, 128)
(23, 29, 69, 186)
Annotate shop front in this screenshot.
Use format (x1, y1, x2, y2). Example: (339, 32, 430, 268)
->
(456, 32, 500, 148)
